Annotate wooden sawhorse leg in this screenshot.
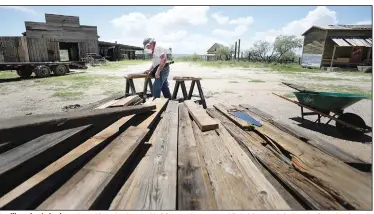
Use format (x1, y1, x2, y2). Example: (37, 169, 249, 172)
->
(142, 78, 154, 99)
(172, 81, 181, 100)
(196, 80, 207, 109)
(125, 78, 137, 97)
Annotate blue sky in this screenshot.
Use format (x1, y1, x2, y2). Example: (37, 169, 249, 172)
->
(0, 6, 372, 54)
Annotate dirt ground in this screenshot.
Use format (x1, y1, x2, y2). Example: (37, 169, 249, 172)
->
(0, 61, 372, 162)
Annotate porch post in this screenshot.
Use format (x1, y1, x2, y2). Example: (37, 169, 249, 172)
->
(330, 45, 337, 68)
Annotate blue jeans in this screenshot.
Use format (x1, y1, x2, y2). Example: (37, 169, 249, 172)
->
(153, 66, 171, 99)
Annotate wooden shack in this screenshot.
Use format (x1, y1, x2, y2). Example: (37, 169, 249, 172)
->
(98, 41, 143, 61)
(0, 14, 99, 63)
(301, 25, 372, 68)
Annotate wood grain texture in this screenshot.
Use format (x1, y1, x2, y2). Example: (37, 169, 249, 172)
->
(184, 100, 218, 131)
(177, 104, 216, 210)
(214, 103, 253, 129)
(109, 95, 140, 107)
(0, 105, 155, 142)
(109, 101, 179, 210)
(239, 104, 367, 164)
(173, 76, 202, 81)
(192, 120, 288, 210)
(37, 125, 148, 210)
(206, 108, 346, 210)
(140, 98, 169, 129)
(241, 110, 372, 210)
(0, 115, 134, 209)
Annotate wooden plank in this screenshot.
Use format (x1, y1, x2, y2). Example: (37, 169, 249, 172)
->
(109, 101, 179, 210)
(95, 100, 121, 109)
(124, 73, 150, 79)
(177, 104, 216, 210)
(139, 98, 169, 129)
(109, 95, 140, 108)
(239, 104, 367, 164)
(193, 122, 273, 209)
(241, 110, 372, 209)
(0, 126, 90, 197)
(0, 98, 165, 209)
(206, 108, 346, 210)
(37, 125, 148, 210)
(214, 103, 253, 130)
(0, 115, 134, 209)
(0, 105, 156, 142)
(173, 76, 202, 81)
(184, 100, 218, 131)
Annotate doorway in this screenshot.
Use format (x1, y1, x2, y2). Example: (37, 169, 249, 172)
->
(59, 42, 79, 61)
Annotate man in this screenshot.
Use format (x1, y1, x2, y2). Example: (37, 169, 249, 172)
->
(143, 38, 172, 99)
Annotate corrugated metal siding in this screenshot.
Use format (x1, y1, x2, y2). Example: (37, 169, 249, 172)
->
(0, 36, 29, 62)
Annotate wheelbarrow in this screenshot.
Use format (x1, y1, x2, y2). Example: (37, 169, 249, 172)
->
(274, 82, 372, 138)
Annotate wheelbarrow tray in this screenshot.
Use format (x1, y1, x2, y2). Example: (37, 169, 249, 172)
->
(294, 91, 369, 112)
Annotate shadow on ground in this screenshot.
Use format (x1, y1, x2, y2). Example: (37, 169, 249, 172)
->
(290, 117, 372, 144)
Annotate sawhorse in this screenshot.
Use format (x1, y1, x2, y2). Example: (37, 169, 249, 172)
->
(172, 76, 207, 109)
(124, 73, 154, 99)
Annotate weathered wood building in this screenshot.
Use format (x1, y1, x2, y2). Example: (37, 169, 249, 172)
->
(0, 14, 99, 63)
(301, 24, 372, 68)
(98, 41, 143, 61)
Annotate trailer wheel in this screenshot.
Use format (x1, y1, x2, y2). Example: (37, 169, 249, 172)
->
(336, 113, 366, 138)
(16, 69, 32, 78)
(53, 65, 68, 76)
(34, 65, 51, 78)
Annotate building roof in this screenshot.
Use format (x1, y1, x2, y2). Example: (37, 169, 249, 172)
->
(330, 37, 372, 47)
(207, 43, 225, 53)
(98, 41, 143, 50)
(302, 24, 372, 36)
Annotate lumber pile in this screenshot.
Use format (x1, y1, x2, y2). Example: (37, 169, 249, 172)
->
(0, 98, 371, 210)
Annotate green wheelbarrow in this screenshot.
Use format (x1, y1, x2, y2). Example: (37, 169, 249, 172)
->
(275, 82, 372, 138)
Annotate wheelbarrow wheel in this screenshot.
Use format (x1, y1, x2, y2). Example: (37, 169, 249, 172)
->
(336, 113, 366, 138)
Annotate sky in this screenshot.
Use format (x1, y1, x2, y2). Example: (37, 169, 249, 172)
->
(0, 6, 372, 54)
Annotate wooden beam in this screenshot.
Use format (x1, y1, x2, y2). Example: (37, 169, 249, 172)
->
(173, 76, 202, 81)
(184, 100, 218, 131)
(213, 103, 253, 130)
(246, 112, 372, 209)
(206, 108, 346, 210)
(109, 101, 179, 210)
(37, 125, 149, 210)
(239, 104, 367, 164)
(108, 95, 140, 107)
(177, 104, 216, 210)
(192, 121, 290, 210)
(0, 105, 156, 143)
(0, 99, 166, 209)
(330, 45, 337, 68)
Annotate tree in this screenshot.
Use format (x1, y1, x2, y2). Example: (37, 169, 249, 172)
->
(249, 41, 276, 62)
(273, 35, 302, 61)
(215, 45, 231, 61)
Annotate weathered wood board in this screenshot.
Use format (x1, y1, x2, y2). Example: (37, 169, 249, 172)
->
(177, 104, 216, 210)
(239, 104, 367, 164)
(184, 100, 218, 131)
(239, 108, 372, 210)
(214, 103, 253, 129)
(206, 108, 346, 210)
(0, 105, 155, 142)
(192, 120, 290, 210)
(37, 126, 148, 210)
(109, 95, 140, 108)
(109, 101, 179, 210)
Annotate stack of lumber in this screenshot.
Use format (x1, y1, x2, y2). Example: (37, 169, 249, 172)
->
(0, 98, 371, 210)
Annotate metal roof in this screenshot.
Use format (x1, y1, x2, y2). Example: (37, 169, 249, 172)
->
(330, 37, 372, 47)
(98, 41, 143, 50)
(302, 24, 372, 35)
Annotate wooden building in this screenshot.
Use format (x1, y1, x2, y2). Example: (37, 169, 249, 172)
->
(199, 43, 224, 61)
(98, 41, 143, 61)
(301, 25, 372, 68)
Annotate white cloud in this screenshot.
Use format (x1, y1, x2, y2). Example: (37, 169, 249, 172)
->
(354, 20, 372, 25)
(241, 6, 338, 51)
(229, 16, 254, 26)
(211, 12, 229, 25)
(109, 6, 215, 54)
(0, 6, 37, 15)
(212, 25, 248, 37)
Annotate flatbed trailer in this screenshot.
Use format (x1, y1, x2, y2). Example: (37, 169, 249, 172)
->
(0, 61, 88, 78)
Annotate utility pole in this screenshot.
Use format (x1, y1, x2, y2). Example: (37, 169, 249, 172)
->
(237, 39, 241, 61)
(234, 41, 237, 59)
